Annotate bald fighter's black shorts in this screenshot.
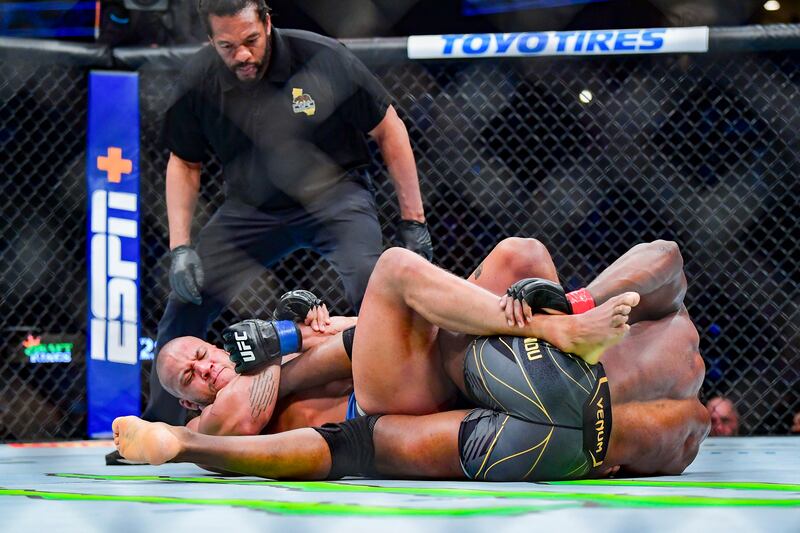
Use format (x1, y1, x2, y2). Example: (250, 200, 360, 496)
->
(459, 336, 612, 481)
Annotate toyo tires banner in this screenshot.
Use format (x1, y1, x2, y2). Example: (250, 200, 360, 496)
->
(407, 27, 709, 59)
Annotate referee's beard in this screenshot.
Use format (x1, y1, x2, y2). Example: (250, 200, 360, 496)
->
(233, 43, 270, 83)
(231, 55, 269, 83)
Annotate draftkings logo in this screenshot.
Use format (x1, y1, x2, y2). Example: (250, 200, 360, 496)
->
(22, 334, 73, 364)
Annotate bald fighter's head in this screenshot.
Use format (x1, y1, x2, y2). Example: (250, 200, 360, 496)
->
(156, 336, 236, 411)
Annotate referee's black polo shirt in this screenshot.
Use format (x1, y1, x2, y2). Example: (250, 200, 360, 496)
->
(163, 27, 391, 211)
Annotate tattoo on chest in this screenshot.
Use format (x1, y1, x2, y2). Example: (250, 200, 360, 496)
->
(249, 371, 277, 420)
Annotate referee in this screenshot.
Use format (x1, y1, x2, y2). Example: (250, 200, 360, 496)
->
(146, 0, 431, 426)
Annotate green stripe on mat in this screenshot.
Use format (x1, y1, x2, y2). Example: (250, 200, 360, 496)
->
(549, 479, 800, 492)
(0, 488, 570, 517)
(52, 473, 800, 493)
(44, 474, 800, 508)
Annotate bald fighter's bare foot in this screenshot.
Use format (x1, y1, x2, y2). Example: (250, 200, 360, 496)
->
(555, 292, 640, 364)
(113, 416, 183, 466)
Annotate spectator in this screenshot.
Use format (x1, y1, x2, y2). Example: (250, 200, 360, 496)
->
(706, 396, 740, 436)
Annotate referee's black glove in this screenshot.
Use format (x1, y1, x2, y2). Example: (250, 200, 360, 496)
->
(169, 245, 204, 305)
(398, 220, 433, 261)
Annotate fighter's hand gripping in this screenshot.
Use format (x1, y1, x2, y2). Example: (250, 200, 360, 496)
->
(398, 220, 433, 261)
(508, 278, 572, 314)
(273, 289, 330, 331)
(223, 319, 302, 374)
(500, 278, 570, 327)
(502, 278, 596, 327)
(169, 245, 204, 305)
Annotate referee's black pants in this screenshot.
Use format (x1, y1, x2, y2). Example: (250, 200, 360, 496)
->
(143, 181, 382, 424)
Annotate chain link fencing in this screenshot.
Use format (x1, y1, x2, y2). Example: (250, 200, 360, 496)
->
(1, 41, 798, 440)
(0, 59, 89, 441)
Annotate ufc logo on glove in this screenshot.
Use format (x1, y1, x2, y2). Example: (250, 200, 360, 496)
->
(234, 331, 256, 362)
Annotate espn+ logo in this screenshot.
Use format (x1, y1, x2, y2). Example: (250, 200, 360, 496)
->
(89, 189, 138, 364)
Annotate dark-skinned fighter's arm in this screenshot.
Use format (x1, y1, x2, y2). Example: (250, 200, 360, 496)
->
(499, 240, 687, 327)
(585, 240, 687, 323)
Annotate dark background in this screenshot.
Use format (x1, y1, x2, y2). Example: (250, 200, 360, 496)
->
(1, 2, 798, 441)
(2, 0, 800, 43)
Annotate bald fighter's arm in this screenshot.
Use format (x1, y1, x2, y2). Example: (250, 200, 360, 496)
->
(188, 362, 281, 436)
(295, 316, 356, 351)
(188, 319, 356, 436)
(282, 318, 356, 393)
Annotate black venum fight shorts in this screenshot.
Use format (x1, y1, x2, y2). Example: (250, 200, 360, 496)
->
(459, 336, 612, 481)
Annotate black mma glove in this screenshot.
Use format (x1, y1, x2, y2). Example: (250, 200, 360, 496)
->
(398, 220, 433, 261)
(507, 278, 572, 314)
(273, 290, 323, 322)
(169, 245, 204, 305)
(222, 319, 303, 374)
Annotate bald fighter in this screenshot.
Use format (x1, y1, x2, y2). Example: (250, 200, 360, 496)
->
(155, 296, 356, 437)
(116, 239, 709, 481)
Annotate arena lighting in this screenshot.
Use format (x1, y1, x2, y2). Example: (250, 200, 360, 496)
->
(123, 0, 169, 11)
(464, 0, 608, 16)
(763, 1, 781, 11)
(0, 1, 96, 38)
